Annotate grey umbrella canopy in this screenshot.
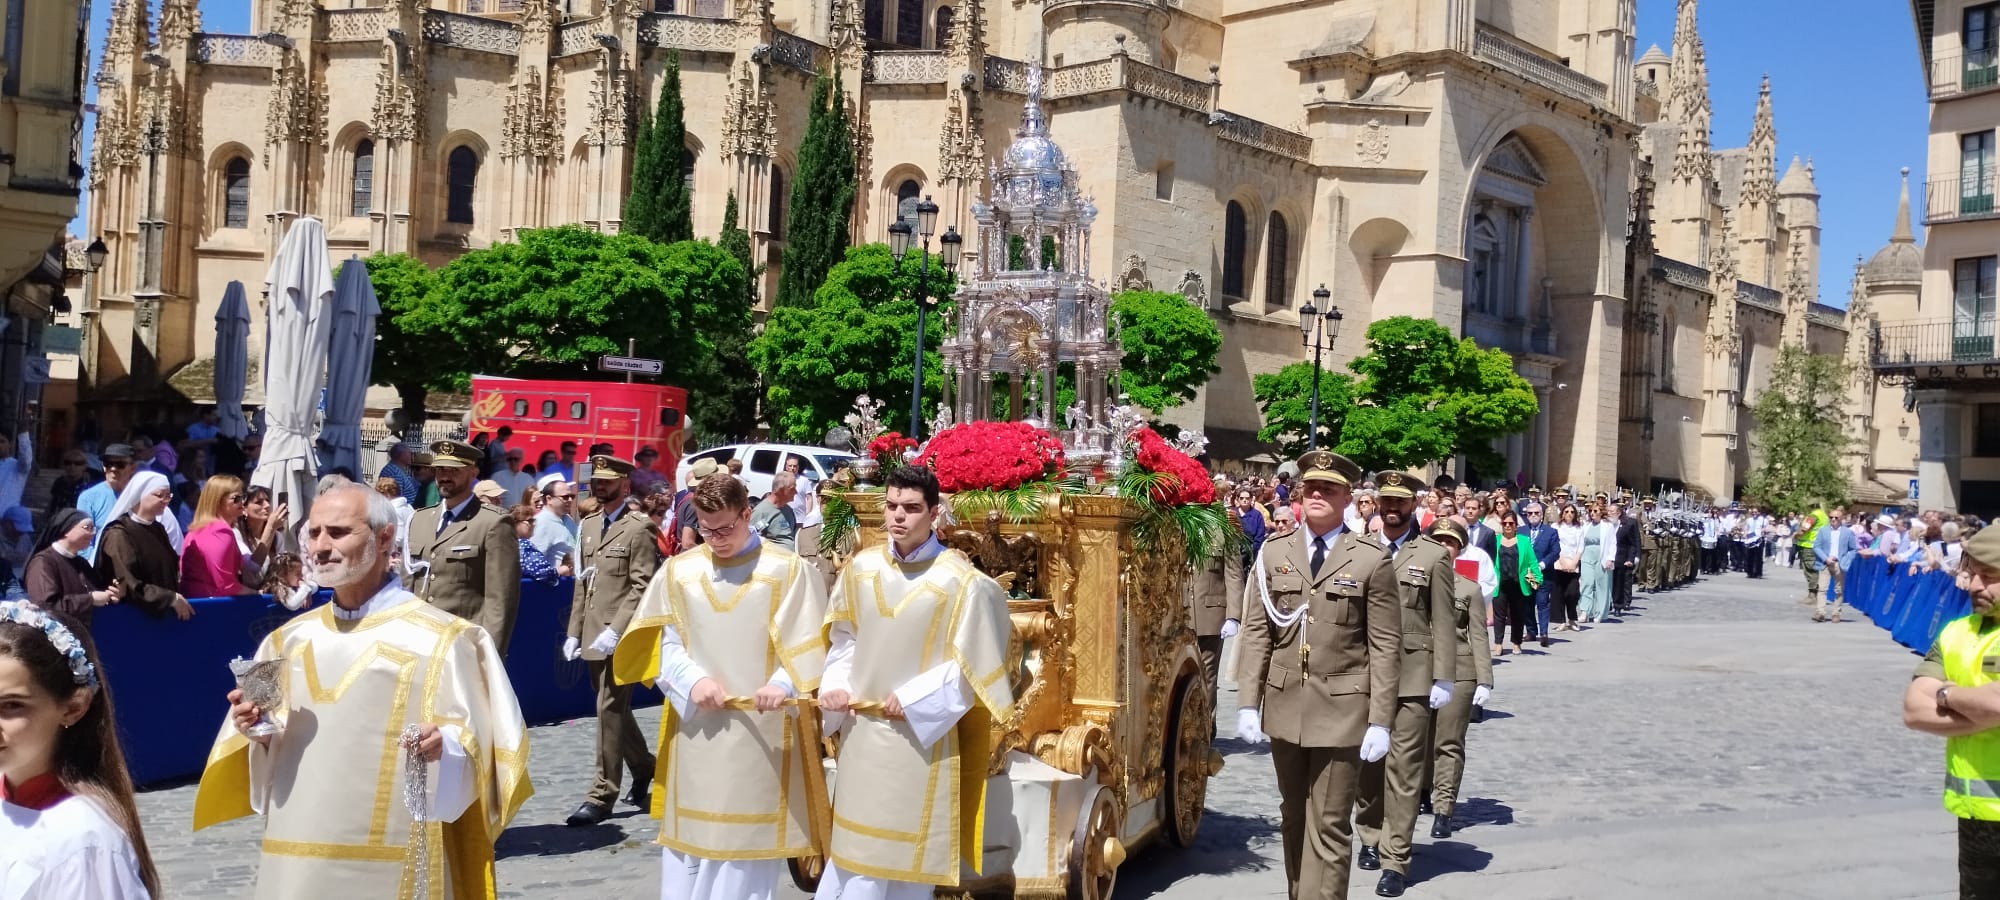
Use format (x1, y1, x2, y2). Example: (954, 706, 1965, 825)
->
(212, 280, 251, 441)
(320, 256, 380, 479)
(252, 217, 334, 513)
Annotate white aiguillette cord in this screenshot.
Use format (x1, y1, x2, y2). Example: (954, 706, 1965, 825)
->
(401, 725, 430, 898)
(1253, 546, 1308, 630)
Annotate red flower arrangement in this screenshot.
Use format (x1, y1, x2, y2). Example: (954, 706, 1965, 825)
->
(1130, 427, 1217, 506)
(866, 432, 918, 471)
(916, 421, 1066, 492)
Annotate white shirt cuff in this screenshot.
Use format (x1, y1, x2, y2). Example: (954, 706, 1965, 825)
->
(893, 661, 973, 751)
(427, 725, 477, 822)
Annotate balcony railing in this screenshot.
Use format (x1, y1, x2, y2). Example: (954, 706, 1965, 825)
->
(1931, 49, 2000, 99)
(1924, 173, 2000, 225)
(1873, 317, 2000, 369)
(1471, 25, 1608, 106)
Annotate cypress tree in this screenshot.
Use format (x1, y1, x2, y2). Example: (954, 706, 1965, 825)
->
(624, 51, 692, 243)
(695, 191, 764, 437)
(775, 73, 857, 308)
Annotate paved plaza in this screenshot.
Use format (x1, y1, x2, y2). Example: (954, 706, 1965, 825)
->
(140, 568, 1956, 898)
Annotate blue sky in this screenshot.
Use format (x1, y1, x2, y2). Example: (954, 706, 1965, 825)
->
(80, 1, 1924, 307)
(1636, 0, 1928, 307)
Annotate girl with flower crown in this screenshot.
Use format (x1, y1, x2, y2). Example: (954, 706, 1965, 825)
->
(0, 600, 158, 897)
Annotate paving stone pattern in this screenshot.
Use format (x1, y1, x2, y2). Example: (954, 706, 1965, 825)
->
(140, 569, 1957, 898)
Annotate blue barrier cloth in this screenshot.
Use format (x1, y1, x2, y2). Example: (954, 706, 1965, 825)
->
(1843, 555, 1972, 655)
(92, 576, 659, 786)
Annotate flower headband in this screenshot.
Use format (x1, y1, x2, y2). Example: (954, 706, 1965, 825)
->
(0, 601, 99, 689)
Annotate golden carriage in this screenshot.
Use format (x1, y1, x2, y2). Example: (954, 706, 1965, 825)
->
(800, 490, 1223, 899)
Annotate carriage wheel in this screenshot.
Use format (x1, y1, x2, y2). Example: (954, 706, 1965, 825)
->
(1163, 671, 1214, 848)
(1065, 786, 1123, 900)
(787, 853, 825, 893)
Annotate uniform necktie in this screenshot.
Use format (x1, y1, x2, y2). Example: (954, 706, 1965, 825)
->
(1311, 537, 1326, 577)
(435, 507, 454, 536)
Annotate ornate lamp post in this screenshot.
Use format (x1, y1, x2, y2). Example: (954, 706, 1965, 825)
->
(1297, 283, 1342, 451)
(889, 194, 962, 440)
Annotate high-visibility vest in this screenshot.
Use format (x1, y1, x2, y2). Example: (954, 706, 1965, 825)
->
(1938, 614, 2000, 820)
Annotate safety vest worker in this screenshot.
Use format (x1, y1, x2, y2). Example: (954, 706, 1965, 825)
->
(1907, 524, 2000, 897)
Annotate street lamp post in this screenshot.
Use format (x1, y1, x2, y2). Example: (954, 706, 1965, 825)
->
(1297, 283, 1342, 451)
(889, 194, 962, 440)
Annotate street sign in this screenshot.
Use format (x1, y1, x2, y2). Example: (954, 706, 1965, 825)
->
(598, 355, 662, 376)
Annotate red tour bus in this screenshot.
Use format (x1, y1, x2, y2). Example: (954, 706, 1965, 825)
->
(466, 376, 689, 480)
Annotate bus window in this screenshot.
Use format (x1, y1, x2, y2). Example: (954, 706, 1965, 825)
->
(748, 449, 782, 475)
(570, 401, 587, 420)
(541, 400, 557, 419)
(512, 398, 528, 417)
(659, 408, 683, 427)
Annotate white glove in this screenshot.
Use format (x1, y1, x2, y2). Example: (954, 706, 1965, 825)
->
(562, 636, 581, 661)
(589, 627, 619, 656)
(1359, 724, 1391, 762)
(1235, 707, 1267, 743)
(1220, 618, 1240, 639)
(1428, 680, 1453, 710)
(1473, 684, 1492, 707)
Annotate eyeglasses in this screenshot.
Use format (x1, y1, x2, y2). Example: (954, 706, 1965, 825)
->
(696, 519, 743, 539)
(229, 494, 245, 503)
(102, 459, 130, 470)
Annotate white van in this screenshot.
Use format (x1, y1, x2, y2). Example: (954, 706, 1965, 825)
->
(675, 443, 856, 498)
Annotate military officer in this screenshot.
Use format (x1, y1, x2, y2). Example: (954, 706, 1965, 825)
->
(1236, 450, 1401, 900)
(564, 455, 661, 827)
(1418, 519, 1494, 839)
(1189, 535, 1246, 716)
(1638, 496, 1661, 592)
(1355, 472, 1459, 897)
(405, 439, 522, 652)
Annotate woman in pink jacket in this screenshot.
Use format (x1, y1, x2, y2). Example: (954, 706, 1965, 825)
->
(178, 475, 252, 598)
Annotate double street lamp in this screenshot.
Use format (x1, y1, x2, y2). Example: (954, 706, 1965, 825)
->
(1297, 283, 1342, 451)
(888, 194, 962, 440)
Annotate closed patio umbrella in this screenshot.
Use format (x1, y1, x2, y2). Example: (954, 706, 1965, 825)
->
(212, 280, 251, 441)
(320, 256, 379, 479)
(252, 217, 334, 515)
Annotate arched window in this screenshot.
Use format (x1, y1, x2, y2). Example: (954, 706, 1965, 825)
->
(222, 157, 251, 229)
(447, 146, 479, 225)
(1660, 309, 1677, 393)
(933, 5, 954, 49)
(895, 0, 922, 46)
(1264, 211, 1290, 306)
(896, 179, 921, 224)
(351, 139, 375, 218)
(682, 145, 696, 196)
(768, 167, 787, 239)
(1222, 200, 1248, 299)
(864, 0, 885, 40)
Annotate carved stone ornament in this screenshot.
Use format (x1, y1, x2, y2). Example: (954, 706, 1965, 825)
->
(372, 43, 425, 143)
(270, 0, 316, 33)
(1176, 269, 1209, 309)
(586, 64, 632, 147)
(265, 51, 327, 149)
(518, 0, 556, 40)
(501, 67, 565, 161)
(1355, 117, 1389, 165)
(719, 62, 777, 160)
(1118, 253, 1150, 292)
(157, 0, 200, 46)
(936, 91, 986, 183)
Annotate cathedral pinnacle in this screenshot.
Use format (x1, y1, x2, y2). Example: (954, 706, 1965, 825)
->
(1742, 75, 1778, 207)
(1666, 0, 1712, 182)
(1892, 166, 1915, 244)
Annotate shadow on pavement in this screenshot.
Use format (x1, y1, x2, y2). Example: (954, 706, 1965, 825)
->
(1409, 839, 1496, 882)
(1452, 796, 1515, 828)
(1114, 810, 1282, 896)
(495, 821, 641, 859)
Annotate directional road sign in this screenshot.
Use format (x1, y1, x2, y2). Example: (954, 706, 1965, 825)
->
(598, 355, 662, 376)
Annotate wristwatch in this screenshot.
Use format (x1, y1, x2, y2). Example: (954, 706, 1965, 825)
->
(1939, 683, 1957, 712)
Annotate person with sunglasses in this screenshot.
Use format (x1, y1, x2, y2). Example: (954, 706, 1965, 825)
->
(531, 473, 580, 578)
(46, 452, 101, 521)
(76, 444, 135, 563)
(178, 476, 255, 599)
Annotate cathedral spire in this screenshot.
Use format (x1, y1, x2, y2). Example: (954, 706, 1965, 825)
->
(1781, 240, 1812, 348)
(1667, 0, 1712, 181)
(1742, 75, 1778, 207)
(1891, 166, 1916, 244)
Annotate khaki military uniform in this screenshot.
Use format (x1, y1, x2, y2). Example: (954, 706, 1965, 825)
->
(1423, 574, 1495, 817)
(1236, 525, 1400, 900)
(1356, 531, 1460, 875)
(1638, 506, 1662, 590)
(1189, 546, 1246, 699)
(569, 503, 662, 809)
(407, 496, 522, 653)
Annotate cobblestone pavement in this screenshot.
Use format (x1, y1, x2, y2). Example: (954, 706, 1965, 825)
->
(140, 568, 1955, 898)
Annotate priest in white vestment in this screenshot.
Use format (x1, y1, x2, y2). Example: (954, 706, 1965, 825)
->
(815, 466, 1015, 900)
(612, 472, 829, 900)
(193, 484, 532, 900)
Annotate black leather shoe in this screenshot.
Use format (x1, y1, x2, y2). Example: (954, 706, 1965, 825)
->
(625, 776, 653, 810)
(565, 802, 612, 827)
(1358, 845, 1380, 871)
(1376, 871, 1407, 897)
(1419, 796, 1433, 815)
(1430, 814, 1453, 839)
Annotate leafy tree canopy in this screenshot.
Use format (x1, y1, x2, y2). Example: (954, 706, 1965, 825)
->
(363, 253, 457, 421)
(751, 243, 955, 441)
(1744, 345, 1851, 514)
(1253, 362, 1356, 460)
(1110, 290, 1222, 414)
(774, 73, 857, 308)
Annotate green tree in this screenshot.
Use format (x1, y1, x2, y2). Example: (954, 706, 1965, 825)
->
(1744, 346, 1851, 514)
(752, 244, 955, 441)
(774, 73, 856, 308)
(363, 253, 459, 425)
(415, 227, 745, 391)
(1252, 316, 1537, 472)
(1252, 362, 1356, 459)
(1110, 290, 1222, 414)
(624, 52, 692, 243)
(696, 193, 763, 438)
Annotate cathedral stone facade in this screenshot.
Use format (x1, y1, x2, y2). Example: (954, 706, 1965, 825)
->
(78, 0, 1905, 499)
